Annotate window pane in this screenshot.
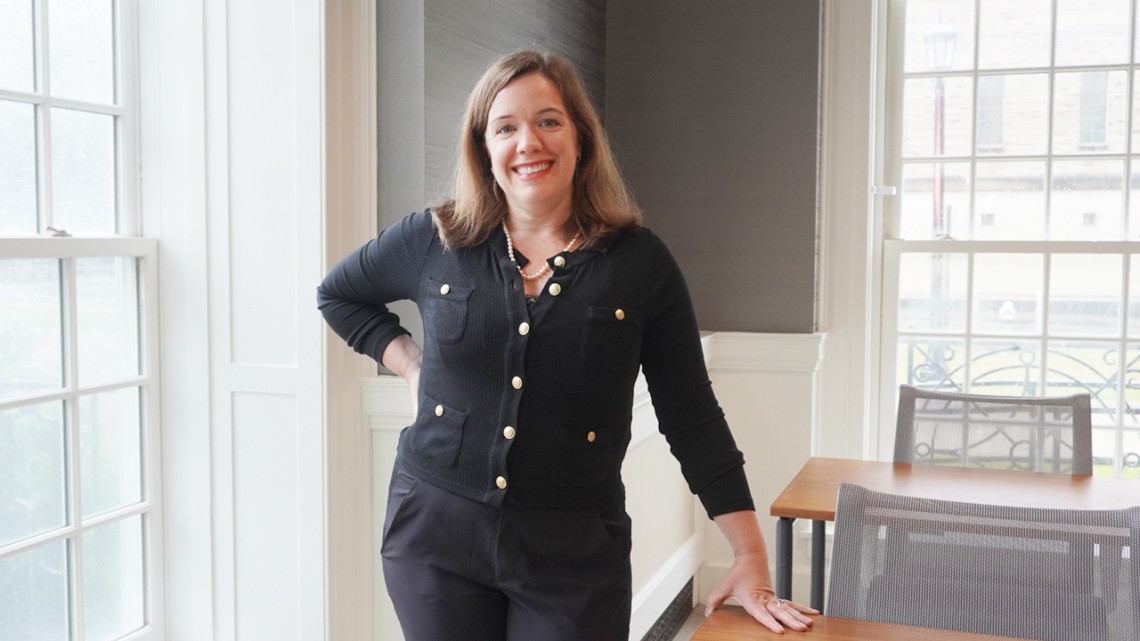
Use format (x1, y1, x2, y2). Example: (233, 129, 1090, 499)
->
(1124, 344, 1140, 425)
(1093, 427, 1119, 475)
(1045, 340, 1119, 414)
(1130, 258, 1140, 338)
(1049, 254, 1122, 337)
(0, 259, 63, 399)
(0, 542, 69, 641)
(0, 0, 34, 92)
(77, 257, 140, 386)
(973, 254, 1043, 335)
(83, 516, 145, 641)
(897, 336, 967, 390)
(968, 339, 1042, 396)
(1055, 0, 1131, 67)
(0, 100, 38, 234)
(1052, 71, 1128, 154)
(899, 161, 971, 239)
(1050, 159, 1124, 240)
(978, 73, 1049, 157)
(978, 0, 1051, 69)
(975, 75, 1005, 151)
(1121, 430, 1140, 478)
(902, 76, 973, 158)
(975, 161, 1046, 240)
(902, 0, 975, 73)
(48, 0, 115, 104)
(899, 252, 968, 333)
(0, 402, 66, 547)
(50, 108, 116, 234)
(79, 388, 142, 520)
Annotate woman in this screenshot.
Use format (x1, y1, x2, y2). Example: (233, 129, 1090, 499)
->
(318, 49, 815, 640)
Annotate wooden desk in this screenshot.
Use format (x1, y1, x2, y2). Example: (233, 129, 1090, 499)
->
(693, 607, 1033, 641)
(769, 457, 1139, 609)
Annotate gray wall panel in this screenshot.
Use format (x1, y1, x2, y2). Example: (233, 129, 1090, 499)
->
(377, 0, 606, 226)
(376, 0, 606, 352)
(606, 0, 822, 333)
(377, 0, 820, 336)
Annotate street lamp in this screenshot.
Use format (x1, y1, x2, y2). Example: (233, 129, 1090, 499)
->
(925, 23, 957, 239)
(924, 22, 957, 346)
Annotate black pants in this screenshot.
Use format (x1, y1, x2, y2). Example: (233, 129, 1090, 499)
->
(381, 469, 633, 641)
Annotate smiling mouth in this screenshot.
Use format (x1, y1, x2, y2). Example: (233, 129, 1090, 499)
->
(515, 162, 552, 176)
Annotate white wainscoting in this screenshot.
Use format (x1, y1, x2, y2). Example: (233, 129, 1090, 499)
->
(361, 332, 823, 640)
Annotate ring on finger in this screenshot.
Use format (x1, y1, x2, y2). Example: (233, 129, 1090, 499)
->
(771, 598, 786, 607)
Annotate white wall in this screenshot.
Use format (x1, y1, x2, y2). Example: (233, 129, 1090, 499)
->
(140, 1, 328, 639)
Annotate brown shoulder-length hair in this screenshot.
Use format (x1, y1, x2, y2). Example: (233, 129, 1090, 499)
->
(432, 49, 642, 249)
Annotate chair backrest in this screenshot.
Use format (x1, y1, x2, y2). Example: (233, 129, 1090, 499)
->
(826, 482, 1140, 641)
(894, 384, 1093, 475)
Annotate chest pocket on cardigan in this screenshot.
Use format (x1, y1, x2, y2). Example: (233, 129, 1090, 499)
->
(410, 393, 467, 469)
(581, 306, 643, 371)
(554, 426, 625, 487)
(423, 279, 474, 345)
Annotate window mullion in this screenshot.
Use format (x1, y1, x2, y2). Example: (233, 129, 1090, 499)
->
(1118, 253, 1131, 477)
(37, 105, 53, 238)
(963, 252, 976, 390)
(61, 255, 84, 641)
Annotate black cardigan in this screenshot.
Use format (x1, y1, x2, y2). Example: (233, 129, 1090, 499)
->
(317, 211, 754, 517)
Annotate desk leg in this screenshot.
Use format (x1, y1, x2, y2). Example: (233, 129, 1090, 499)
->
(775, 517, 794, 599)
(810, 520, 825, 611)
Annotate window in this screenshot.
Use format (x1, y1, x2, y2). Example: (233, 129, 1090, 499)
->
(0, 1, 161, 639)
(882, 0, 1140, 477)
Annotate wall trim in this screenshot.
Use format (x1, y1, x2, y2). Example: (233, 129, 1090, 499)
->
(705, 332, 825, 374)
(629, 534, 703, 641)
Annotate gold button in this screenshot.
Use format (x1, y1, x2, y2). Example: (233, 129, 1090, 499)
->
(587, 430, 597, 443)
(614, 309, 625, 320)
(495, 476, 508, 490)
(503, 426, 517, 440)
(548, 283, 562, 296)
(518, 322, 530, 335)
(439, 283, 450, 295)
(553, 256, 566, 268)
(434, 404, 444, 417)
(511, 376, 523, 389)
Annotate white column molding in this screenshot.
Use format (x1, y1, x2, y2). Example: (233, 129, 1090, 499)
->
(324, 0, 380, 639)
(816, 0, 881, 461)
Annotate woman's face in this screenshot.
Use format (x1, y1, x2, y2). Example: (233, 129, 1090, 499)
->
(484, 72, 579, 219)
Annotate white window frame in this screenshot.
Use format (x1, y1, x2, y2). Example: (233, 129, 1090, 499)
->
(0, 238, 162, 640)
(0, 1, 163, 638)
(874, 0, 1140, 476)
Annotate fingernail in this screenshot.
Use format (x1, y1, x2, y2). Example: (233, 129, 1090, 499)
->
(704, 606, 711, 617)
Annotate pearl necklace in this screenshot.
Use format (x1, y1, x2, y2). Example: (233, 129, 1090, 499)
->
(501, 220, 580, 281)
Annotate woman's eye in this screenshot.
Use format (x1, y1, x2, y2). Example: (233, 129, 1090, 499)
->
(494, 124, 515, 135)
(539, 118, 561, 128)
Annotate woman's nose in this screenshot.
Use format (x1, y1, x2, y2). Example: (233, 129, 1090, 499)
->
(516, 125, 541, 153)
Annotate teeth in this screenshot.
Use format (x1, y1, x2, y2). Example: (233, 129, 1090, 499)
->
(516, 162, 551, 175)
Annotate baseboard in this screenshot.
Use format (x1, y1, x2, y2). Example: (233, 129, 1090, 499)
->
(629, 535, 702, 640)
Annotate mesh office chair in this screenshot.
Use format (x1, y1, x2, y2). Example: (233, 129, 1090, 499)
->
(827, 483, 1140, 641)
(895, 384, 1094, 475)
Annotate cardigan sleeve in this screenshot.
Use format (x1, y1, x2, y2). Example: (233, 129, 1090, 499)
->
(637, 232, 755, 518)
(316, 211, 434, 362)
